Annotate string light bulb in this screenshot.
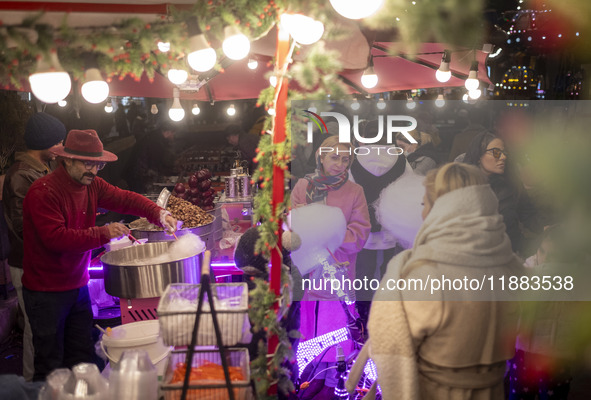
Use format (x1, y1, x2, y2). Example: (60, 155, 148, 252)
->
(81, 68, 109, 104)
(468, 88, 481, 99)
(186, 17, 216, 72)
(168, 88, 185, 121)
(434, 94, 445, 108)
(227, 104, 236, 116)
(377, 97, 386, 110)
(361, 58, 378, 89)
(222, 25, 250, 61)
(406, 96, 416, 110)
(280, 14, 324, 45)
(151, 104, 158, 114)
(104, 100, 113, 113)
(329, 0, 384, 19)
(167, 69, 188, 85)
(435, 50, 452, 83)
(465, 61, 479, 91)
(247, 59, 258, 70)
(58, 99, 67, 107)
(269, 75, 278, 87)
(29, 51, 72, 104)
(191, 104, 200, 115)
(157, 41, 170, 52)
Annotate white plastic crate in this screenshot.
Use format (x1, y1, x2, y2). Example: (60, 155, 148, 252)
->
(157, 283, 248, 347)
(160, 348, 252, 400)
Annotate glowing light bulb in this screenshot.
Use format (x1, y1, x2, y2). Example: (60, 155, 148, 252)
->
(434, 94, 445, 108)
(280, 14, 324, 45)
(29, 52, 72, 104)
(406, 98, 416, 110)
(222, 26, 250, 61)
(104, 101, 113, 113)
(247, 59, 258, 70)
(227, 104, 236, 116)
(168, 88, 185, 121)
(361, 67, 378, 89)
(58, 99, 67, 107)
(465, 61, 479, 91)
(329, 0, 384, 19)
(81, 68, 109, 104)
(270, 75, 278, 87)
(151, 104, 158, 114)
(268, 108, 276, 115)
(157, 41, 170, 52)
(468, 89, 481, 99)
(192, 104, 200, 115)
(377, 98, 386, 109)
(167, 69, 188, 85)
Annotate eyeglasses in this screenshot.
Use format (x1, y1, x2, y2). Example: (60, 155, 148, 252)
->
(485, 147, 508, 160)
(78, 160, 106, 171)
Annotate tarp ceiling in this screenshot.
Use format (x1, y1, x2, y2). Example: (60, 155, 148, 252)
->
(1, 1, 491, 100)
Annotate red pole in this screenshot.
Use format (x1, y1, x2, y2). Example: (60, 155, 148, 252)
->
(267, 22, 289, 396)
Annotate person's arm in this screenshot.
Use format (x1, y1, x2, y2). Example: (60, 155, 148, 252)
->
(290, 179, 307, 208)
(94, 177, 169, 227)
(24, 184, 112, 253)
(5, 171, 36, 238)
(337, 185, 371, 255)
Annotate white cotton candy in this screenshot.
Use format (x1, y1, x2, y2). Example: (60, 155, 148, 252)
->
(376, 167, 424, 248)
(290, 203, 347, 276)
(167, 233, 206, 260)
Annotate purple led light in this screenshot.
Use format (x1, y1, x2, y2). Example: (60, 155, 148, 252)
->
(296, 327, 349, 376)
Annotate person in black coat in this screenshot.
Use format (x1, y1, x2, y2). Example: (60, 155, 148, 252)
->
(463, 131, 543, 256)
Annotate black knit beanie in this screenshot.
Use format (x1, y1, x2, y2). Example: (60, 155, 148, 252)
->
(24, 112, 67, 150)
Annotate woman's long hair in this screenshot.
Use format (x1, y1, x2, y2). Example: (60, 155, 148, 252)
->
(463, 131, 498, 166)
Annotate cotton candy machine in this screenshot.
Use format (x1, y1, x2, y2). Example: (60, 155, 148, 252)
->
(101, 242, 203, 324)
(129, 217, 215, 250)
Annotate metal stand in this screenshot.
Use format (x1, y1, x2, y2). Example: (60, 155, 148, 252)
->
(180, 250, 236, 400)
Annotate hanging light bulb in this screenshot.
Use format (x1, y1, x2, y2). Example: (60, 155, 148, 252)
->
(192, 104, 200, 115)
(167, 69, 188, 85)
(434, 94, 446, 108)
(151, 104, 158, 114)
(58, 99, 67, 107)
(435, 50, 452, 83)
(376, 97, 386, 110)
(329, 0, 384, 19)
(406, 96, 416, 110)
(465, 61, 479, 91)
(222, 25, 250, 60)
(351, 100, 360, 110)
(269, 75, 278, 87)
(29, 51, 72, 104)
(468, 88, 482, 99)
(81, 68, 109, 104)
(169, 88, 185, 121)
(462, 93, 470, 103)
(247, 59, 258, 70)
(227, 104, 236, 116)
(268, 107, 276, 116)
(186, 17, 216, 72)
(361, 66, 378, 89)
(157, 41, 170, 52)
(104, 100, 113, 113)
(280, 14, 324, 45)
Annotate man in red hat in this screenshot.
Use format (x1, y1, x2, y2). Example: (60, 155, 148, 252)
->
(21, 129, 177, 381)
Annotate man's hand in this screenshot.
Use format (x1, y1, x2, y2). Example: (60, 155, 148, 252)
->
(107, 222, 130, 239)
(163, 215, 178, 234)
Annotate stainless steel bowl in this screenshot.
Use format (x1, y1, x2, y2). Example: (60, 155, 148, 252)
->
(101, 242, 202, 299)
(131, 217, 215, 250)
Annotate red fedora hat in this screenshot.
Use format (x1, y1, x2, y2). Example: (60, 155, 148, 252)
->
(52, 129, 117, 162)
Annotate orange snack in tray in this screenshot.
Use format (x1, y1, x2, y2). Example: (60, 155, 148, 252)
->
(171, 361, 245, 383)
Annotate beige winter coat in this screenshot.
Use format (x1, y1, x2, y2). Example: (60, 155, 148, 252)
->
(367, 184, 522, 400)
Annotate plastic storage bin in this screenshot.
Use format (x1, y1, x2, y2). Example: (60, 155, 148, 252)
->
(157, 283, 248, 346)
(160, 348, 252, 400)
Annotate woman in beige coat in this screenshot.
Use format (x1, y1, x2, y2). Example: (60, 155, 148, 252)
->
(363, 163, 522, 400)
